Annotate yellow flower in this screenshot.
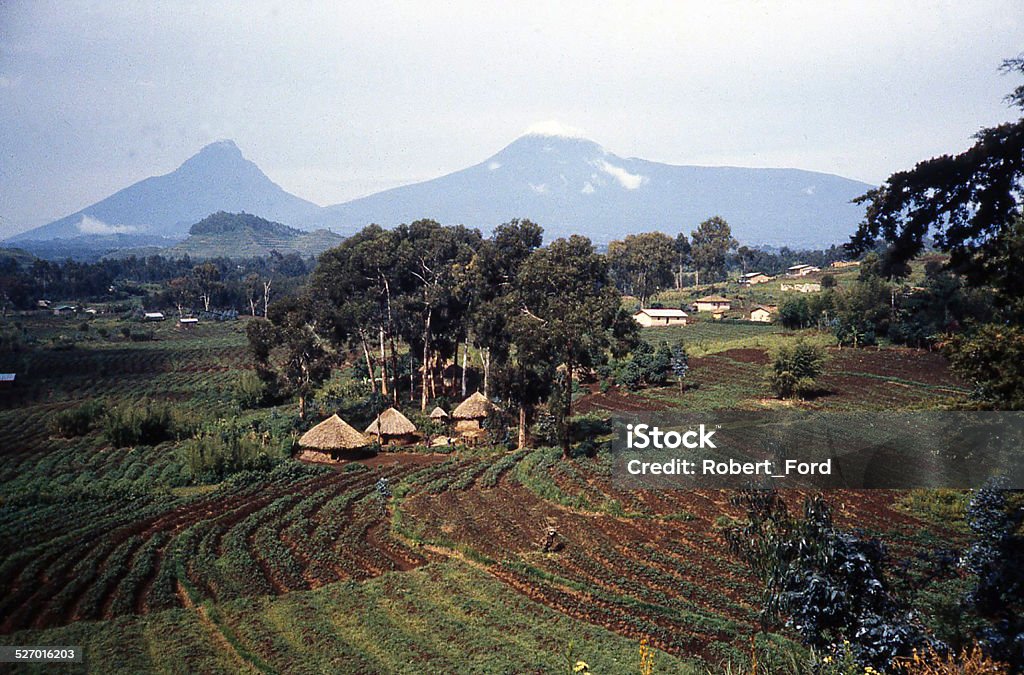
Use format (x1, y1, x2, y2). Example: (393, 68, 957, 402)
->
(573, 660, 589, 672)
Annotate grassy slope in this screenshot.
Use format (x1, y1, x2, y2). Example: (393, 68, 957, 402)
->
(0, 562, 699, 674)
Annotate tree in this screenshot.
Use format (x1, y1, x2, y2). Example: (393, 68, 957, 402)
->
(726, 490, 928, 670)
(670, 341, 689, 393)
(247, 295, 333, 420)
(690, 216, 738, 284)
(607, 232, 676, 305)
(190, 262, 222, 313)
(766, 341, 824, 399)
(514, 235, 619, 456)
(674, 232, 692, 289)
(945, 325, 1024, 410)
(847, 55, 1024, 316)
(963, 479, 1024, 669)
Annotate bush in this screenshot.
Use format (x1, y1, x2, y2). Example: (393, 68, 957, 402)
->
(102, 401, 189, 447)
(50, 400, 107, 437)
(726, 490, 929, 670)
(183, 419, 289, 483)
(234, 371, 271, 409)
(767, 341, 824, 399)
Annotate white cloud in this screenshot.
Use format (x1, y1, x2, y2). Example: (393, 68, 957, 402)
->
(581, 181, 595, 194)
(78, 214, 138, 235)
(595, 159, 646, 190)
(802, 185, 816, 195)
(487, 161, 501, 170)
(528, 182, 549, 194)
(523, 120, 587, 139)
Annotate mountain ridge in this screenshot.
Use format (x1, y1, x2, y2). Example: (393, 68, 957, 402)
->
(304, 132, 873, 248)
(10, 129, 874, 250)
(8, 140, 322, 243)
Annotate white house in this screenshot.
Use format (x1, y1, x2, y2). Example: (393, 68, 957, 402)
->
(143, 312, 166, 322)
(750, 305, 777, 323)
(738, 272, 772, 285)
(786, 264, 821, 277)
(632, 308, 688, 327)
(694, 295, 731, 312)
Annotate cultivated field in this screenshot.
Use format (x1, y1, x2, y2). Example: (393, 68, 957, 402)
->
(0, 315, 970, 673)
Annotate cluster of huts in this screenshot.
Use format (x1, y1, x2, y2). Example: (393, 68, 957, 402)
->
(296, 391, 496, 460)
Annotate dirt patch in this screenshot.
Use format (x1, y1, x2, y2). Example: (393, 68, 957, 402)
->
(575, 389, 668, 414)
(717, 348, 771, 365)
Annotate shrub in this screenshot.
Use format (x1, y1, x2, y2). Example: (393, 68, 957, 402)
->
(102, 401, 188, 447)
(50, 400, 107, 437)
(766, 341, 824, 399)
(183, 419, 289, 483)
(726, 490, 929, 670)
(234, 371, 270, 409)
(893, 644, 1010, 674)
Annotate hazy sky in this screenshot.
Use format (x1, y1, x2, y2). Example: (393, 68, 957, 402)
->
(1, 1, 1021, 238)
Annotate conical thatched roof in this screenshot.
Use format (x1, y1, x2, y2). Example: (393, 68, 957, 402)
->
(299, 414, 369, 451)
(429, 406, 449, 419)
(452, 391, 493, 420)
(365, 407, 417, 436)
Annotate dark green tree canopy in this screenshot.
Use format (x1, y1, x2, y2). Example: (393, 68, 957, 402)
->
(848, 56, 1024, 302)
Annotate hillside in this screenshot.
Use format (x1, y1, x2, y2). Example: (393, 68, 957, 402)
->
(306, 130, 874, 248)
(0, 247, 38, 267)
(7, 141, 322, 242)
(166, 211, 343, 259)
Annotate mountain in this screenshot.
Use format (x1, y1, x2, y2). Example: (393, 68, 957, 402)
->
(305, 128, 873, 248)
(8, 140, 322, 243)
(163, 211, 343, 260)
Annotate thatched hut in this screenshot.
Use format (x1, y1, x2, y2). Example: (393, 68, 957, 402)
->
(429, 406, 449, 421)
(364, 407, 418, 445)
(452, 391, 494, 434)
(298, 414, 372, 459)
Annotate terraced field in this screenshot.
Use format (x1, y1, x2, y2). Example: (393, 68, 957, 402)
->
(0, 316, 968, 672)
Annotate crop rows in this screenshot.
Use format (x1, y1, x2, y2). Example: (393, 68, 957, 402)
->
(0, 461, 430, 633)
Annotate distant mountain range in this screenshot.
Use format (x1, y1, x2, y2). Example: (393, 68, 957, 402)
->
(8, 129, 874, 253)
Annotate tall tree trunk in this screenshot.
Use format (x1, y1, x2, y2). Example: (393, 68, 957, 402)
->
(421, 307, 432, 412)
(298, 394, 306, 420)
(360, 334, 378, 394)
(517, 404, 529, 450)
(379, 327, 388, 398)
(562, 360, 574, 458)
(483, 348, 490, 397)
(461, 341, 468, 398)
(262, 280, 272, 317)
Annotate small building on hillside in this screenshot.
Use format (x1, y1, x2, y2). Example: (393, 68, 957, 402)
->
(452, 391, 495, 435)
(632, 308, 688, 327)
(53, 305, 76, 316)
(36, 300, 51, 310)
(750, 305, 777, 323)
(0, 373, 16, 388)
(179, 317, 199, 327)
(365, 407, 418, 445)
(143, 312, 166, 322)
(780, 283, 822, 293)
(429, 406, 449, 422)
(830, 260, 861, 269)
(694, 295, 731, 313)
(786, 264, 821, 277)
(298, 414, 372, 459)
(738, 272, 772, 286)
